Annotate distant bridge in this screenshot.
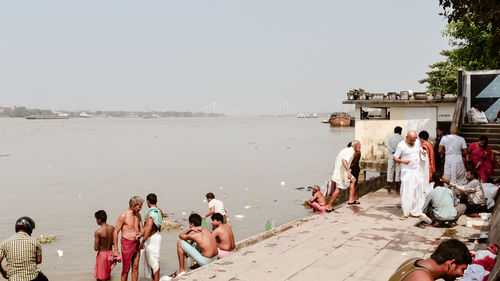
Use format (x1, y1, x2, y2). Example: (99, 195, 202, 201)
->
(200, 101, 304, 116)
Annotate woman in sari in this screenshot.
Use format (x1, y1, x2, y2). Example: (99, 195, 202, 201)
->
(468, 136, 499, 182)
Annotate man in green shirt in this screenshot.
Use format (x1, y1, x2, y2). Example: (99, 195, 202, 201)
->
(389, 239, 471, 281)
(422, 184, 466, 227)
(0, 217, 47, 281)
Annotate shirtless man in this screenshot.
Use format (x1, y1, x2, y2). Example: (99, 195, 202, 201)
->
(113, 196, 144, 281)
(172, 213, 218, 278)
(211, 213, 235, 259)
(94, 210, 116, 281)
(141, 193, 164, 281)
(308, 186, 328, 213)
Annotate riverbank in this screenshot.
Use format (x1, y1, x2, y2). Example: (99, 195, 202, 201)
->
(177, 188, 487, 281)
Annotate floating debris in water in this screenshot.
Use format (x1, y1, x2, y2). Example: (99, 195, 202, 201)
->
(47, 165, 52, 168)
(244, 188, 249, 191)
(0, 154, 11, 157)
(38, 235, 56, 244)
(57, 250, 64, 257)
(222, 195, 228, 199)
(219, 186, 223, 190)
(182, 212, 187, 216)
(161, 218, 183, 232)
(296, 187, 311, 191)
(234, 214, 244, 219)
(203, 199, 207, 203)
(244, 205, 252, 209)
(77, 194, 82, 198)
(280, 181, 286, 186)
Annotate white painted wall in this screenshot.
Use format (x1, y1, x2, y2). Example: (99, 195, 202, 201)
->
(355, 106, 437, 171)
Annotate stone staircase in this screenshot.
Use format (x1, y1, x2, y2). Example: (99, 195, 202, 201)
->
(461, 123, 500, 180)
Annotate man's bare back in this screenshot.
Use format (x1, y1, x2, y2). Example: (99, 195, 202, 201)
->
(212, 224, 235, 251)
(145, 207, 163, 237)
(188, 227, 218, 258)
(95, 224, 115, 252)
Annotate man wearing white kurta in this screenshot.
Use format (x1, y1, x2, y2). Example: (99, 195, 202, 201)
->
(393, 130, 426, 220)
(439, 129, 468, 185)
(387, 126, 404, 186)
(326, 140, 361, 212)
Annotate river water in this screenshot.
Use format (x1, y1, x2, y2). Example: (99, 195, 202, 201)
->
(0, 117, 353, 280)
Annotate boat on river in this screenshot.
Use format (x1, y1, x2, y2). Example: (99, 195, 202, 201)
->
(25, 115, 69, 120)
(329, 112, 354, 127)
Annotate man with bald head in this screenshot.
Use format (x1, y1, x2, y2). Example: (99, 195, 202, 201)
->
(326, 140, 361, 212)
(439, 128, 467, 185)
(393, 130, 427, 220)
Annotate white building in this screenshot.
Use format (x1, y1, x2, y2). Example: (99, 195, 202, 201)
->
(343, 96, 457, 173)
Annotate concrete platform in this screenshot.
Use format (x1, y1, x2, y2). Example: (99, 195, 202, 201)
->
(176, 188, 481, 281)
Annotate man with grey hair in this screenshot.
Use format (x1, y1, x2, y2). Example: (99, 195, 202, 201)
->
(326, 140, 361, 212)
(113, 196, 144, 281)
(393, 130, 427, 220)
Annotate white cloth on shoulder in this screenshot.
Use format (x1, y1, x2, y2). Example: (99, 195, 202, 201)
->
(395, 140, 425, 217)
(331, 147, 355, 189)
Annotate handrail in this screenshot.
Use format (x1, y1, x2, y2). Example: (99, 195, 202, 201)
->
(450, 96, 465, 133)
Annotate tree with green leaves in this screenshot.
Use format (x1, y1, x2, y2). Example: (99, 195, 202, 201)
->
(419, 1, 500, 94)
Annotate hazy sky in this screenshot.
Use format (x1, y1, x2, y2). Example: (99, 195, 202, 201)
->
(1, 1, 450, 114)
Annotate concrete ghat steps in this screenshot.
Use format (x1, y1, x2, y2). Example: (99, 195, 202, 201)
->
(462, 124, 500, 180)
(178, 190, 460, 281)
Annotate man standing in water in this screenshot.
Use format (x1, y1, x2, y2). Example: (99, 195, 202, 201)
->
(94, 210, 117, 281)
(141, 193, 163, 281)
(114, 196, 144, 281)
(326, 140, 361, 212)
(202, 193, 227, 223)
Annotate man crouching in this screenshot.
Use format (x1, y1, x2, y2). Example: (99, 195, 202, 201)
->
(172, 213, 218, 278)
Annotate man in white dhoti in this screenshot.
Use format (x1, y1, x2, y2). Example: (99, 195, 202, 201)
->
(439, 128, 468, 185)
(387, 126, 404, 189)
(326, 140, 361, 212)
(141, 193, 164, 281)
(393, 130, 427, 220)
